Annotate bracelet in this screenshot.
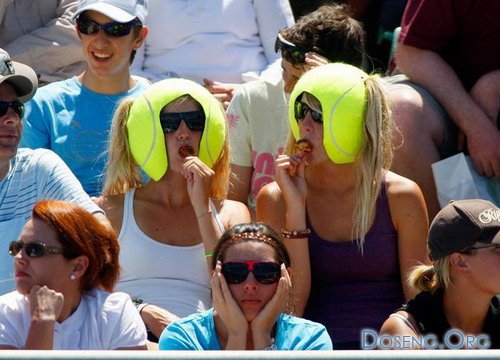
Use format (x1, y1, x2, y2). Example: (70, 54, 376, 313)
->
(281, 228, 311, 239)
(196, 209, 213, 220)
(205, 252, 214, 258)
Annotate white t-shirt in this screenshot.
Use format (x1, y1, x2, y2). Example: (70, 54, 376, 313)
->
(0, 148, 103, 295)
(131, 0, 294, 83)
(227, 78, 289, 209)
(0, 288, 147, 349)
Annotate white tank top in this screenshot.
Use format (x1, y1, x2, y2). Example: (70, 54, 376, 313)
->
(115, 189, 224, 317)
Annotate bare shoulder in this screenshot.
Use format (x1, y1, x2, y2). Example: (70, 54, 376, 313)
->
(256, 181, 283, 206)
(385, 171, 428, 227)
(385, 171, 423, 198)
(218, 198, 251, 226)
(380, 311, 418, 337)
(255, 181, 286, 225)
(93, 194, 125, 231)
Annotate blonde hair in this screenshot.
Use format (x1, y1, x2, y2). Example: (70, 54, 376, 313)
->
(406, 257, 453, 293)
(353, 74, 393, 250)
(102, 97, 230, 199)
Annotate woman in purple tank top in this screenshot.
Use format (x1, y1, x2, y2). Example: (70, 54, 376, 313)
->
(257, 63, 429, 349)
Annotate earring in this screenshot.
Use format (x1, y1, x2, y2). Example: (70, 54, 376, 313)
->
(69, 274, 76, 280)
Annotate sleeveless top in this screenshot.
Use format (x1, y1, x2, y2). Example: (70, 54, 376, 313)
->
(115, 189, 225, 318)
(400, 290, 500, 348)
(303, 183, 404, 349)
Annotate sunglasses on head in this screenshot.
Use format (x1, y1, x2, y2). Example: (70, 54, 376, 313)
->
(221, 261, 281, 285)
(160, 110, 205, 134)
(0, 100, 24, 118)
(9, 240, 64, 258)
(294, 100, 323, 123)
(76, 17, 142, 37)
(275, 33, 308, 65)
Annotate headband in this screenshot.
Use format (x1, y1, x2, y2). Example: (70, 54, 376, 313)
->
(217, 232, 283, 261)
(126, 78, 226, 180)
(289, 63, 367, 164)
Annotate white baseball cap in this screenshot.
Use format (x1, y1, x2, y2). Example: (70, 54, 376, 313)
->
(0, 48, 38, 103)
(72, 0, 147, 24)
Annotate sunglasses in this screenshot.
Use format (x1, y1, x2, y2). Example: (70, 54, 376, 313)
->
(0, 100, 24, 118)
(76, 17, 142, 37)
(275, 33, 307, 65)
(221, 261, 281, 285)
(9, 240, 64, 258)
(294, 100, 323, 123)
(460, 243, 500, 254)
(160, 110, 205, 134)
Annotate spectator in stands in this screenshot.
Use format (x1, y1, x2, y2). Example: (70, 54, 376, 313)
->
(0, 200, 147, 350)
(380, 199, 500, 349)
(21, 0, 150, 196)
(159, 222, 332, 350)
(130, 0, 295, 106)
(0, 48, 103, 295)
(227, 4, 366, 216)
(95, 78, 250, 343)
(389, 0, 500, 219)
(0, 0, 85, 85)
(257, 63, 429, 349)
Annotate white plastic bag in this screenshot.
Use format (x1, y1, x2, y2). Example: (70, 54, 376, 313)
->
(432, 153, 500, 208)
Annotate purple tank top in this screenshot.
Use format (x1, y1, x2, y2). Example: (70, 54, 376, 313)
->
(303, 183, 404, 349)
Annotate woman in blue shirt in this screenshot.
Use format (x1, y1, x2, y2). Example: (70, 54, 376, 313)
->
(159, 222, 332, 350)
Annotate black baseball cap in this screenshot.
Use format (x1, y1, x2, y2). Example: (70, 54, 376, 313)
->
(428, 199, 500, 260)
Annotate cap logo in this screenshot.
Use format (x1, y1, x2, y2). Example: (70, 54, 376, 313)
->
(478, 208, 500, 224)
(0, 57, 14, 76)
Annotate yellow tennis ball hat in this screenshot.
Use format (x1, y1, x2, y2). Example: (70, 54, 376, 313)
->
(126, 78, 226, 181)
(289, 63, 367, 164)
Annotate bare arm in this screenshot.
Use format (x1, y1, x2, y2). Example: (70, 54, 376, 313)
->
(386, 172, 429, 300)
(256, 178, 310, 316)
(228, 164, 254, 218)
(396, 44, 500, 177)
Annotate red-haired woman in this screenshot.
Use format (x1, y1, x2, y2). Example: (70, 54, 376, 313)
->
(0, 200, 147, 350)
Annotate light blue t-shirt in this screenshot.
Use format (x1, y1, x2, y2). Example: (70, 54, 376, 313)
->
(0, 148, 103, 295)
(21, 76, 150, 196)
(159, 308, 333, 350)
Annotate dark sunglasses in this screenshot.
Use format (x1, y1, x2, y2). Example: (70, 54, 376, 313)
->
(9, 240, 64, 258)
(160, 110, 205, 134)
(76, 17, 142, 37)
(460, 243, 500, 254)
(221, 261, 281, 285)
(0, 100, 24, 118)
(275, 33, 307, 65)
(294, 100, 323, 123)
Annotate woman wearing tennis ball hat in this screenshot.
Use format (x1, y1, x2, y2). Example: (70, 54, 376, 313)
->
(257, 63, 429, 349)
(95, 78, 250, 343)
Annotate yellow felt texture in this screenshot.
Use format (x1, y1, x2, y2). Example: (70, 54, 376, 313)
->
(289, 63, 367, 164)
(127, 78, 226, 180)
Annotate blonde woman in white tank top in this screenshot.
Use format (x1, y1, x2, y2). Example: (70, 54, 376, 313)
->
(95, 79, 250, 343)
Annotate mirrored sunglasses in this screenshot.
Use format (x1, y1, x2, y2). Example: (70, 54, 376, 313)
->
(0, 100, 24, 118)
(275, 33, 307, 65)
(159, 110, 205, 134)
(294, 100, 323, 123)
(9, 240, 64, 258)
(76, 17, 142, 37)
(221, 261, 281, 285)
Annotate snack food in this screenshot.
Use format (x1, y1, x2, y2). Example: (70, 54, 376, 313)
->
(289, 139, 312, 176)
(178, 145, 195, 158)
(293, 138, 313, 158)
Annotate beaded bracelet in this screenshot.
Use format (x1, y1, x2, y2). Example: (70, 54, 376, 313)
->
(281, 228, 311, 239)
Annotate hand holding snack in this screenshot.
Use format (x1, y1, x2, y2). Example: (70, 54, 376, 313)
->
(289, 139, 312, 176)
